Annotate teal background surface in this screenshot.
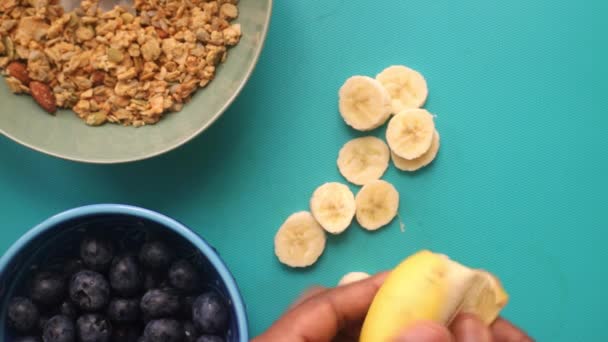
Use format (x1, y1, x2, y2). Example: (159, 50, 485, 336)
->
(1, 0, 607, 340)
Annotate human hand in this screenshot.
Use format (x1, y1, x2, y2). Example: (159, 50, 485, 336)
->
(253, 272, 533, 342)
(392, 315, 534, 342)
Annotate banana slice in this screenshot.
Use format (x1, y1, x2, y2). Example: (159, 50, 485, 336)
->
(274, 212, 327, 268)
(376, 65, 428, 113)
(360, 251, 509, 342)
(339, 76, 392, 131)
(386, 109, 436, 160)
(392, 130, 441, 171)
(337, 137, 390, 186)
(338, 271, 371, 286)
(355, 180, 399, 230)
(310, 182, 356, 234)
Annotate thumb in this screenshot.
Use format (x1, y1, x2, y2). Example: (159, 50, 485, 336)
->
(393, 321, 453, 342)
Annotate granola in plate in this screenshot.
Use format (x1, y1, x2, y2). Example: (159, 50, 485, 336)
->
(0, 0, 241, 127)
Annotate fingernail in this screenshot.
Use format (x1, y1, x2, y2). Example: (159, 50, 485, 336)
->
(452, 315, 492, 342)
(393, 322, 451, 342)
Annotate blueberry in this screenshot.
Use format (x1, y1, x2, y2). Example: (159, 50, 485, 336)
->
(8, 297, 40, 333)
(107, 298, 140, 322)
(143, 319, 183, 342)
(181, 295, 196, 319)
(143, 272, 164, 291)
(168, 260, 201, 293)
(196, 336, 224, 342)
(69, 271, 110, 312)
(59, 300, 79, 319)
(14, 337, 42, 342)
(140, 288, 181, 319)
(80, 237, 114, 272)
(109, 255, 143, 296)
(139, 241, 173, 270)
(111, 325, 141, 342)
(192, 292, 229, 334)
(183, 321, 199, 342)
(30, 271, 66, 307)
(76, 314, 112, 342)
(42, 315, 75, 342)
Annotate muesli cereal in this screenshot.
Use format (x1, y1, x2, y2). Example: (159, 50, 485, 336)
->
(0, 0, 241, 127)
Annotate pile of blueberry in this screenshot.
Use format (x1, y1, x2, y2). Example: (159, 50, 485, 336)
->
(6, 236, 229, 342)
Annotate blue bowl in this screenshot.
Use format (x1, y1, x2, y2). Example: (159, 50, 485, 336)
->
(0, 204, 248, 341)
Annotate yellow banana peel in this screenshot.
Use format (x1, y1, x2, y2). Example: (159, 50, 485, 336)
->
(360, 250, 509, 342)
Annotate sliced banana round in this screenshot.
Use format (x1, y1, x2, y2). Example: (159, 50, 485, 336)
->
(355, 180, 399, 231)
(338, 272, 371, 286)
(386, 109, 436, 160)
(274, 211, 327, 268)
(310, 182, 356, 234)
(337, 136, 390, 186)
(392, 130, 441, 171)
(376, 65, 428, 113)
(339, 76, 392, 131)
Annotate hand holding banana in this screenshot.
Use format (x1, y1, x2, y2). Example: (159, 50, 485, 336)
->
(255, 251, 534, 342)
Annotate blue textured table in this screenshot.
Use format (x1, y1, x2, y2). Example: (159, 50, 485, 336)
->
(1, 0, 607, 340)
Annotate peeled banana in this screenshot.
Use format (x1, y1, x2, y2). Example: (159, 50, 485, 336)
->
(355, 180, 399, 231)
(338, 271, 371, 286)
(376, 65, 429, 113)
(310, 182, 356, 234)
(274, 212, 327, 268)
(360, 250, 509, 342)
(337, 137, 390, 186)
(386, 109, 436, 160)
(339, 76, 392, 131)
(392, 130, 440, 172)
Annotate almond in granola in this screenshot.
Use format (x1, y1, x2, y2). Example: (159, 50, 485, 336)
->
(30, 81, 57, 114)
(6, 61, 31, 85)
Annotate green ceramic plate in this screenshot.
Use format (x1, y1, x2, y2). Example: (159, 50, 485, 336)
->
(0, 1, 272, 164)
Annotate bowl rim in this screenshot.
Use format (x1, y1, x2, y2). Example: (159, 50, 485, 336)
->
(0, 204, 249, 341)
(0, 0, 273, 164)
